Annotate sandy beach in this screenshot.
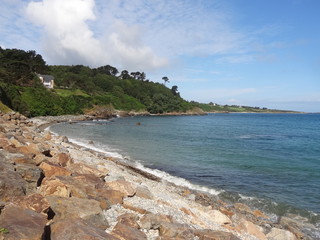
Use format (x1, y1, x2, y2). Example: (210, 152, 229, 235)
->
(0, 112, 317, 240)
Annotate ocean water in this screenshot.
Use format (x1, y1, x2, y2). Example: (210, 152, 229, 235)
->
(50, 113, 320, 225)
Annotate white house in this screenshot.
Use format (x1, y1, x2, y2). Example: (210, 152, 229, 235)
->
(37, 74, 54, 89)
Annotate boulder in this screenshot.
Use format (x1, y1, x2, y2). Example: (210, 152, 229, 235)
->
(67, 162, 108, 177)
(40, 177, 71, 197)
(207, 209, 232, 225)
(158, 222, 193, 238)
(106, 179, 136, 197)
(50, 218, 118, 240)
(139, 213, 173, 230)
(0, 203, 47, 240)
(266, 228, 297, 240)
(194, 229, 241, 240)
(0, 163, 27, 201)
(112, 222, 147, 240)
(236, 219, 267, 240)
(11, 193, 50, 214)
(39, 161, 72, 178)
(14, 163, 42, 193)
(50, 152, 73, 167)
(46, 195, 108, 229)
(135, 185, 153, 199)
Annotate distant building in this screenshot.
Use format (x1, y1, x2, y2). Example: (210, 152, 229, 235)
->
(37, 74, 54, 89)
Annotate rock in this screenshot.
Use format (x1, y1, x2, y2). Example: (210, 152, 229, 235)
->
(50, 152, 73, 167)
(208, 209, 232, 225)
(237, 219, 267, 240)
(117, 213, 141, 229)
(0, 203, 47, 240)
(0, 163, 27, 201)
(67, 163, 108, 178)
(46, 195, 109, 229)
(194, 229, 241, 240)
(11, 193, 50, 214)
(50, 218, 118, 240)
(135, 185, 153, 199)
(123, 201, 149, 214)
(14, 163, 42, 193)
(106, 179, 136, 197)
(139, 213, 173, 230)
(39, 161, 72, 178)
(158, 222, 192, 238)
(40, 177, 71, 197)
(0, 137, 10, 149)
(112, 221, 147, 240)
(266, 228, 298, 240)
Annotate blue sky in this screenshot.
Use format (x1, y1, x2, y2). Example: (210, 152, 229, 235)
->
(1, 0, 319, 112)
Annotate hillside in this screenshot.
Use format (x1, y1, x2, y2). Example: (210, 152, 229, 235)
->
(0, 47, 294, 117)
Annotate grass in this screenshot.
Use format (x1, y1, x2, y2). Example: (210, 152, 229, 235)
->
(0, 227, 9, 234)
(54, 89, 90, 97)
(0, 101, 12, 113)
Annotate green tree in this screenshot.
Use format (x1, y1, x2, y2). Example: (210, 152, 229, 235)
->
(162, 76, 169, 85)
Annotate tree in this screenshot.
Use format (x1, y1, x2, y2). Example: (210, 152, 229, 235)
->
(171, 85, 179, 96)
(95, 65, 118, 76)
(119, 70, 131, 79)
(162, 76, 169, 85)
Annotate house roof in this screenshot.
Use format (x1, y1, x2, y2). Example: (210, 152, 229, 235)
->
(37, 74, 54, 83)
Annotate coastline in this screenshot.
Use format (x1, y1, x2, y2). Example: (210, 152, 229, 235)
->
(0, 112, 318, 239)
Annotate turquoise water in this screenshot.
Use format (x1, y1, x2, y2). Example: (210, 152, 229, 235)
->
(50, 113, 320, 224)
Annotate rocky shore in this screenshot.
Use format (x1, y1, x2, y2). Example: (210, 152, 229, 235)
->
(0, 112, 317, 240)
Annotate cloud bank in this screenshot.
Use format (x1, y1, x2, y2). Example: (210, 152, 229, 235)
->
(26, 0, 167, 70)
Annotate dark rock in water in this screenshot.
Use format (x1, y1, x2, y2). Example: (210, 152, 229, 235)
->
(0, 203, 47, 240)
(50, 218, 118, 240)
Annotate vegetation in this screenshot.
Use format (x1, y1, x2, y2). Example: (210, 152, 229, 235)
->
(0, 47, 290, 117)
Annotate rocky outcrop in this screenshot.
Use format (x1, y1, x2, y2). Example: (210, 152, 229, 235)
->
(0, 112, 317, 240)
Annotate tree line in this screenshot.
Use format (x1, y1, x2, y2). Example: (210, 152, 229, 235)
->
(0, 47, 192, 117)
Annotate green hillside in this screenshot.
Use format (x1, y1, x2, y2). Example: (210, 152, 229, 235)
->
(0, 47, 292, 117)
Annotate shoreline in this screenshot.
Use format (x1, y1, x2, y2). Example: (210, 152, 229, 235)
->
(1, 112, 318, 239)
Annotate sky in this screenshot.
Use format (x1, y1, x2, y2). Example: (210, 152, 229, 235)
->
(1, 0, 319, 112)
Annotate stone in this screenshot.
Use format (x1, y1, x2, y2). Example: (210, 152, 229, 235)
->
(112, 222, 147, 240)
(0, 163, 27, 201)
(0, 138, 10, 149)
(135, 185, 153, 199)
(123, 201, 149, 214)
(67, 162, 108, 177)
(50, 218, 118, 240)
(0, 203, 47, 240)
(39, 161, 72, 178)
(40, 177, 71, 197)
(46, 195, 108, 229)
(14, 164, 42, 193)
(237, 219, 267, 240)
(159, 222, 192, 238)
(139, 213, 173, 230)
(194, 229, 241, 240)
(266, 228, 298, 240)
(208, 209, 232, 225)
(106, 179, 136, 197)
(50, 152, 73, 167)
(11, 193, 50, 214)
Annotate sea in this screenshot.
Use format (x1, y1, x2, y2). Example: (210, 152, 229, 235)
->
(50, 113, 320, 229)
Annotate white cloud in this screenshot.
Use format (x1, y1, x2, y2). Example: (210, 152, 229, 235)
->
(25, 0, 167, 70)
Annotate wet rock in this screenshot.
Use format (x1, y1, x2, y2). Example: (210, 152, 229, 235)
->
(50, 218, 118, 240)
(194, 229, 241, 240)
(106, 179, 136, 197)
(39, 161, 72, 178)
(46, 195, 108, 229)
(0, 203, 47, 240)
